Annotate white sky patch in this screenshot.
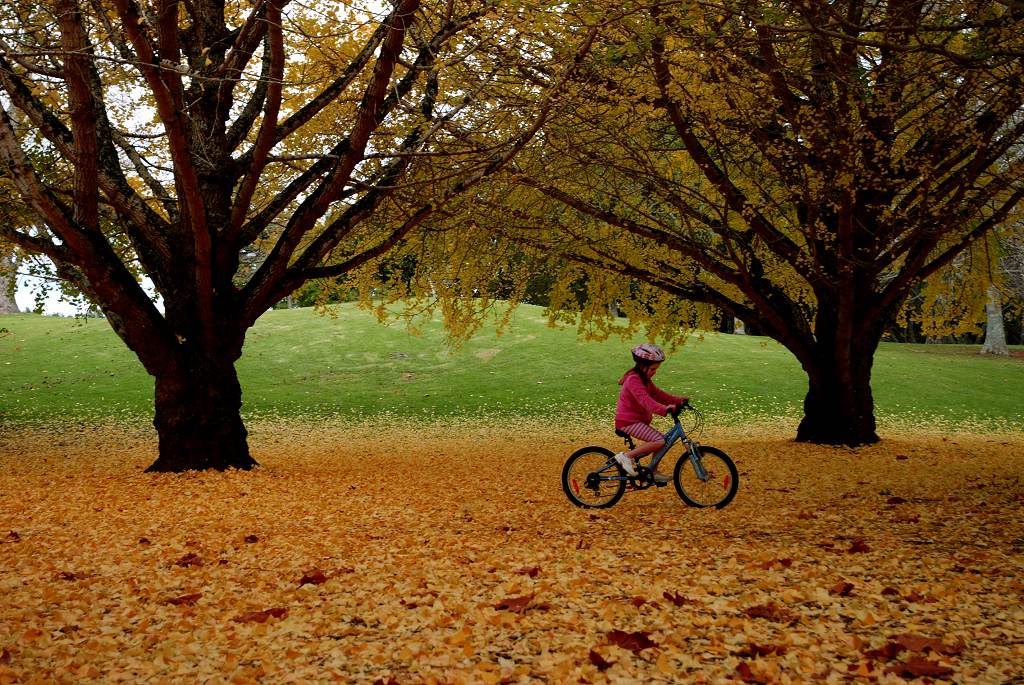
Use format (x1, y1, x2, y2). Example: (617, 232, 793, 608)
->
(15, 266, 163, 317)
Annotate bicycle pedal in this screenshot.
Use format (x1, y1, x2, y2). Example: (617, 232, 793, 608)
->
(654, 481, 669, 487)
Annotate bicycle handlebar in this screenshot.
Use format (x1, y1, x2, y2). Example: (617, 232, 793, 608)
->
(669, 399, 691, 419)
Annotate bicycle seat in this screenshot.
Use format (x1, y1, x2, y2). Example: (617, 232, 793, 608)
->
(615, 429, 628, 438)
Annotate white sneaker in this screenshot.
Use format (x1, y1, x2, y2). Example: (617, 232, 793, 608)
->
(614, 452, 637, 476)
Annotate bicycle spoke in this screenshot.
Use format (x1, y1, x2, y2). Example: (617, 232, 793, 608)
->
(562, 448, 627, 508)
(674, 445, 739, 509)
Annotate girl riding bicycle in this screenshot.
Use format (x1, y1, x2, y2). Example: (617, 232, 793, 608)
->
(614, 344, 688, 483)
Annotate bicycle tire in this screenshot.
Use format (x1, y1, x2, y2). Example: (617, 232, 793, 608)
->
(673, 445, 738, 509)
(562, 446, 627, 509)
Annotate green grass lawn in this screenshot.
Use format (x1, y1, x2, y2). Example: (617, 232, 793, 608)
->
(1, 304, 1021, 429)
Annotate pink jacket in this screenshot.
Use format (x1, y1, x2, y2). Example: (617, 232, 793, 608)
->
(615, 370, 684, 430)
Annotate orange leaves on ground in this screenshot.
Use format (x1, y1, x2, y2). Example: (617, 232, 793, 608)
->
(847, 538, 872, 553)
(862, 632, 965, 663)
(736, 641, 787, 658)
(830, 579, 856, 596)
(297, 566, 353, 587)
(233, 607, 289, 624)
(166, 592, 203, 606)
(493, 593, 548, 614)
(587, 648, 615, 671)
(885, 655, 955, 678)
(735, 661, 774, 684)
(0, 421, 1022, 682)
(743, 601, 800, 624)
(892, 632, 965, 655)
(662, 589, 700, 606)
(298, 569, 329, 586)
(759, 556, 793, 570)
(493, 594, 531, 613)
(606, 629, 657, 653)
(856, 633, 961, 679)
(174, 552, 204, 567)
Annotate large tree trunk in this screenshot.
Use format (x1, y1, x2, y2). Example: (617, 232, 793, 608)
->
(980, 285, 1009, 356)
(797, 354, 879, 445)
(0, 252, 20, 313)
(145, 348, 257, 473)
(793, 304, 882, 446)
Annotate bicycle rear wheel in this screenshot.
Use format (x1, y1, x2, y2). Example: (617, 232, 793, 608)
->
(673, 445, 738, 509)
(562, 446, 626, 509)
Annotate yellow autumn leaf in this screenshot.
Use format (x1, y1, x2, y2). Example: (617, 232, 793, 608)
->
(656, 651, 674, 675)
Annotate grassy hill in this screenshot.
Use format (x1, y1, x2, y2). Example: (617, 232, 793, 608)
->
(1, 304, 1021, 429)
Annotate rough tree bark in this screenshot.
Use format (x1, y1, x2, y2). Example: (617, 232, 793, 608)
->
(0, 252, 18, 313)
(795, 307, 882, 445)
(136, 318, 254, 471)
(980, 285, 1010, 356)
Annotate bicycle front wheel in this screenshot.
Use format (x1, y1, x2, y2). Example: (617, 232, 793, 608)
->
(673, 445, 738, 509)
(562, 446, 626, 509)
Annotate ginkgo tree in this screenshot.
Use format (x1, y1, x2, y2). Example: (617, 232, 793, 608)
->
(470, 0, 1024, 445)
(0, 0, 598, 471)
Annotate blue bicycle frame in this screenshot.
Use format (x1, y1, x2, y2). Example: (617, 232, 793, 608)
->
(609, 411, 709, 483)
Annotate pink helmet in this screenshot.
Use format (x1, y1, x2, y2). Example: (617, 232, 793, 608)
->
(631, 343, 665, 363)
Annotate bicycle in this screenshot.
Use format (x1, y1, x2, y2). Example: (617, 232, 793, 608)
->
(561, 403, 739, 509)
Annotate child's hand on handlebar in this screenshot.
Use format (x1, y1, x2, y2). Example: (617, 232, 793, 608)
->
(668, 398, 690, 416)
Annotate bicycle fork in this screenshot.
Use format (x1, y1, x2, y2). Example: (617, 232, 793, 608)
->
(685, 440, 710, 481)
